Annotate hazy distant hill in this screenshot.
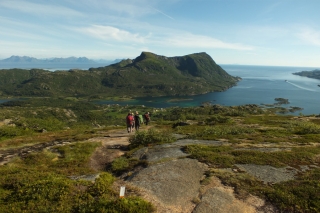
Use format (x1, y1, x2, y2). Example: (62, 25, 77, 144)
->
(1, 56, 96, 63)
(0, 52, 240, 98)
(0, 56, 119, 69)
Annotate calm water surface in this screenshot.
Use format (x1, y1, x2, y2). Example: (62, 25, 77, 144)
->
(98, 65, 320, 115)
(1, 65, 319, 115)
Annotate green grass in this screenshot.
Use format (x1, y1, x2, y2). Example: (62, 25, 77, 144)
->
(211, 168, 320, 213)
(185, 125, 256, 141)
(0, 142, 154, 212)
(185, 144, 320, 168)
(1, 98, 320, 212)
(243, 115, 292, 126)
(186, 144, 320, 212)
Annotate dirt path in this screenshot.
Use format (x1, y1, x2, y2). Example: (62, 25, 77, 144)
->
(0, 128, 133, 166)
(87, 129, 132, 171)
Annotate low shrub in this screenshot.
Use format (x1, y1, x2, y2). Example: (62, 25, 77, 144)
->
(0, 126, 33, 140)
(129, 128, 175, 149)
(111, 157, 130, 173)
(283, 120, 320, 134)
(265, 168, 320, 213)
(23, 117, 66, 131)
(205, 115, 232, 124)
(104, 197, 155, 213)
(89, 172, 115, 197)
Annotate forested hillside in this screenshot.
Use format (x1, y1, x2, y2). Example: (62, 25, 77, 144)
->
(0, 52, 239, 98)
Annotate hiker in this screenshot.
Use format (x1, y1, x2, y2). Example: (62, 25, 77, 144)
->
(144, 112, 150, 125)
(134, 111, 141, 131)
(131, 112, 135, 131)
(138, 111, 144, 125)
(126, 112, 133, 133)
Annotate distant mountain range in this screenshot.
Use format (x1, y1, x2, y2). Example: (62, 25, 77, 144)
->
(0, 56, 122, 69)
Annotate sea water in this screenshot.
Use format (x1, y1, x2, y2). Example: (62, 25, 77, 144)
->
(1, 65, 320, 115)
(98, 65, 320, 115)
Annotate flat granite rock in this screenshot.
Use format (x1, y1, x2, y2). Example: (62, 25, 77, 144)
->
(128, 158, 208, 209)
(235, 164, 297, 184)
(172, 139, 229, 147)
(144, 146, 189, 162)
(193, 187, 256, 213)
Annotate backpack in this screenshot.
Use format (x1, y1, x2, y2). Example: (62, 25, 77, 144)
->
(126, 115, 133, 124)
(144, 113, 150, 120)
(134, 115, 140, 124)
(138, 114, 143, 123)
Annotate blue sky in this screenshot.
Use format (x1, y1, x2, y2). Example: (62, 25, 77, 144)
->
(1, 0, 320, 67)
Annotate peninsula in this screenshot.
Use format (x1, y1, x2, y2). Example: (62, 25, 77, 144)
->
(293, 69, 320, 80)
(0, 52, 240, 98)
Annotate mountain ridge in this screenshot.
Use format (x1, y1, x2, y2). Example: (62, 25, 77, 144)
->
(0, 52, 240, 98)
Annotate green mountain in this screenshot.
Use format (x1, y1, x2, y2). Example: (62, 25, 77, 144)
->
(0, 52, 240, 98)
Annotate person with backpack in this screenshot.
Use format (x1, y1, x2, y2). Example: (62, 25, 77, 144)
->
(131, 112, 135, 131)
(126, 112, 134, 133)
(134, 111, 142, 131)
(138, 112, 144, 125)
(144, 112, 150, 125)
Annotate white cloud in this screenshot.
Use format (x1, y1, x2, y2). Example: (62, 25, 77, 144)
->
(78, 24, 254, 51)
(0, 0, 83, 17)
(164, 33, 255, 50)
(79, 25, 146, 43)
(297, 28, 320, 46)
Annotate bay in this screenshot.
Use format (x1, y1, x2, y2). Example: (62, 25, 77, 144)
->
(1, 65, 319, 115)
(98, 65, 320, 115)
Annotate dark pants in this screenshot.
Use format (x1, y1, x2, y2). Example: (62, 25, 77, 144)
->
(135, 123, 140, 131)
(127, 123, 132, 133)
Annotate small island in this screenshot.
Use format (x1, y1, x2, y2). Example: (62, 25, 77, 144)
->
(275, 98, 289, 104)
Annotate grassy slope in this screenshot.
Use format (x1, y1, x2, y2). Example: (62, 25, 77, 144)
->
(0, 99, 319, 212)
